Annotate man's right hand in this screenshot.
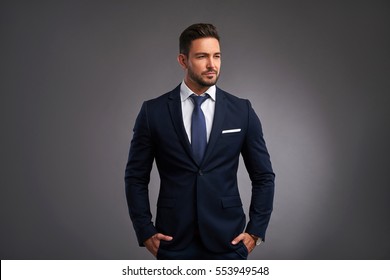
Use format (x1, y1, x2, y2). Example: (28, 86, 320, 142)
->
(143, 233, 173, 257)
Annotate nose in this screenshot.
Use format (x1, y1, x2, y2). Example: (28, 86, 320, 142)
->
(207, 58, 216, 69)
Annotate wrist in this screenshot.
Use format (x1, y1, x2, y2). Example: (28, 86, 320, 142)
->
(249, 234, 262, 246)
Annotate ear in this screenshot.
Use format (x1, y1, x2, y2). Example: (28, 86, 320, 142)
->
(177, 54, 188, 69)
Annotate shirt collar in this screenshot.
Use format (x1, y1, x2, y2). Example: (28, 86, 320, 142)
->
(180, 81, 216, 102)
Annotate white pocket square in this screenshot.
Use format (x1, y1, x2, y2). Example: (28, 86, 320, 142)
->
(222, 128, 241, 134)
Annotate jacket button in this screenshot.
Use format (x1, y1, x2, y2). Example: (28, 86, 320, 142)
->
(198, 170, 203, 176)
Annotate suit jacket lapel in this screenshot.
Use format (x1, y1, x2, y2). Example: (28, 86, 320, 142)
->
(167, 86, 195, 163)
(202, 88, 226, 165)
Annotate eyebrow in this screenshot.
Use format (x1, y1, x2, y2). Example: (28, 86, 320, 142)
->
(194, 52, 221, 56)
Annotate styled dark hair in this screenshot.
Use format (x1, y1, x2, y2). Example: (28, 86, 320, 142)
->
(179, 23, 220, 55)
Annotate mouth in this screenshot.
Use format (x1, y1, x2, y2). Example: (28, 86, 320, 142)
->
(203, 71, 217, 76)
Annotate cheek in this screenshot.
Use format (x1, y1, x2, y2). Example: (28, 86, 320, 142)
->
(190, 62, 204, 72)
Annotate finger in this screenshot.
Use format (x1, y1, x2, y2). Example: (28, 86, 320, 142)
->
(150, 234, 172, 258)
(231, 233, 245, 245)
(155, 233, 173, 241)
(242, 234, 256, 253)
(242, 234, 254, 245)
(144, 238, 158, 256)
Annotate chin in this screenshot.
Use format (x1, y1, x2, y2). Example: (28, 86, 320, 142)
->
(202, 78, 217, 86)
(201, 82, 216, 87)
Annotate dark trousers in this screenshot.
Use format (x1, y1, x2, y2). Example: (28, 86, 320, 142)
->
(156, 235, 248, 260)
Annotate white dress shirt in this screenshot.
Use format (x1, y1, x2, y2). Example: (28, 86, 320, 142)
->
(180, 81, 216, 143)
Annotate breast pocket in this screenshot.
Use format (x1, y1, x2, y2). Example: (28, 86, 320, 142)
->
(221, 128, 242, 137)
(219, 129, 244, 155)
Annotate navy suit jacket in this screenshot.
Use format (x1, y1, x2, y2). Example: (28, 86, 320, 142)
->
(125, 85, 275, 253)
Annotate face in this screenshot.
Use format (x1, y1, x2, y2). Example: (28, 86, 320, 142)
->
(178, 37, 221, 93)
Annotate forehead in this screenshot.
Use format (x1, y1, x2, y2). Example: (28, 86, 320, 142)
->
(189, 37, 220, 54)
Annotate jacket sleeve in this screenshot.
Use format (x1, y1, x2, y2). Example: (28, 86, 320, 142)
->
(241, 100, 275, 241)
(124, 102, 157, 246)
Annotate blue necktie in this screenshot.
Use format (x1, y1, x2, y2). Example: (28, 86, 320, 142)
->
(190, 94, 209, 164)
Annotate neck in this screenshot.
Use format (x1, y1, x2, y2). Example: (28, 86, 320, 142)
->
(184, 77, 210, 95)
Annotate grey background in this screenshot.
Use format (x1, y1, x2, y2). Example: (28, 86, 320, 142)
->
(1, 0, 389, 259)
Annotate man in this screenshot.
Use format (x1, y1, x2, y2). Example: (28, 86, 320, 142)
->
(125, 23, 275, 260)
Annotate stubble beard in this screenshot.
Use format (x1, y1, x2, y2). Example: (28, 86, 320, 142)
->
(188, 68, 219, 88)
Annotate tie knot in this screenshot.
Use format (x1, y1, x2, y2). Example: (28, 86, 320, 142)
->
(190, 94, 209, 108)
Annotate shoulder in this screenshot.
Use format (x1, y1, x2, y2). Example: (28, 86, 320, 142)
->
(217, 87, 251, 108)
(145, 85, 180, 106)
